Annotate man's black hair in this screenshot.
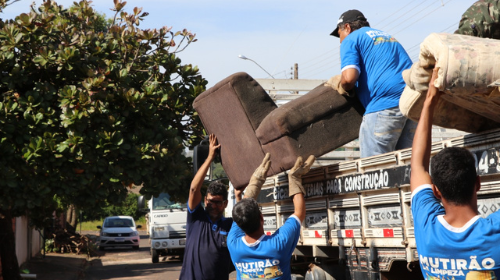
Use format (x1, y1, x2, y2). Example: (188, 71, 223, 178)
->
(339, 20, 370, 33)
(207, 181, 228, 200)
(232, 198, 261, 234)
(431, 147, 477, 205)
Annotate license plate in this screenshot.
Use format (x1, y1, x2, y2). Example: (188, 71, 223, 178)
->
(155, 227, 165, 231)
(115, 238, 125, 242)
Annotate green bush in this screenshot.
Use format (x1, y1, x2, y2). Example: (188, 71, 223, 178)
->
(44, 238, 58, 253)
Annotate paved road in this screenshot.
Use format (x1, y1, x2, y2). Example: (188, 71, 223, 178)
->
(83, 233, 183, 280)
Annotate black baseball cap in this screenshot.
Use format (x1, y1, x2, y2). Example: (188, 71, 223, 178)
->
(330, 10, 367, 37)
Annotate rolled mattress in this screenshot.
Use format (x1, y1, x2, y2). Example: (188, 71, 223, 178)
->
(400, 33, 500, 133)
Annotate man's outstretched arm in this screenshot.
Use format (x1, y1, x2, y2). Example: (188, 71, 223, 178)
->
(410, 68, 443, 192)
(242, 153, 271, 200)
(189, 134, 220, 210)
(289, 155, 315, 222)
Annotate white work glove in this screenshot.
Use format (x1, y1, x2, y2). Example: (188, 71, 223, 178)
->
(488, 79, 500, 87)
(244, 153, 271, 199)
(402, 61, 433, 93)
(324, 75, 355, 97)
(288, 155, 315, 197)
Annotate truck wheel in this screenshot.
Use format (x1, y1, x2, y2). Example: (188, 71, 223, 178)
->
(152, 248, 159, 263)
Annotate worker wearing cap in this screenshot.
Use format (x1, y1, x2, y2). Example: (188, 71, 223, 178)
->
(327, 10, 415, 158)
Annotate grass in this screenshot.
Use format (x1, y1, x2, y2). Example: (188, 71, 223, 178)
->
(79, 216, 147, 231)
(79, 220, 102, 231)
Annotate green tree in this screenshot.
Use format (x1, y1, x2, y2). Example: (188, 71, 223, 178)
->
(87, 192, 141, 220)
(0, 0, 207, 278)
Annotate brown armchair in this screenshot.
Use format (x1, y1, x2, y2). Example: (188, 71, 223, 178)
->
(193, 72, 364, 189)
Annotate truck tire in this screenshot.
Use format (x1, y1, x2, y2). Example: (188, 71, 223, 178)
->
(152, 248, 159, 263)
(133, 245, 139, 250)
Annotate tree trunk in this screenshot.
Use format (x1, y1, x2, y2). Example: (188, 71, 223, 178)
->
(65, 205, 78, 233)
(0, 209, 22, 280)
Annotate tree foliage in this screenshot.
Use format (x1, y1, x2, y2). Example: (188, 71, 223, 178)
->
(84, 192, 141, 220)
(0, 0, 20, 12)
(0, 0, 207, 228)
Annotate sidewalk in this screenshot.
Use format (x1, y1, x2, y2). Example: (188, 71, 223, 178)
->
(20, 231, 99, 280)
(21, 253, 89, 280)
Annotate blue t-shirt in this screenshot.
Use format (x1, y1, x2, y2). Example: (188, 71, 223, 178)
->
(412, 184, 500, 279)
(227, 215, 301, 280)
(179, 202, 233, 280)
(340, 27, 412, 114)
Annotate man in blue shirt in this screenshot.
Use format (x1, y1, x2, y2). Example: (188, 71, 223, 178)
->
(179, 134, 236, 280)
(228, 155, 315, 280)
(329, 10, 416, 158)
(410, 68, 500, 279)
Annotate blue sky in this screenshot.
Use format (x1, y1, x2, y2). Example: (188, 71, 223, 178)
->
(1, 0, 472, 87)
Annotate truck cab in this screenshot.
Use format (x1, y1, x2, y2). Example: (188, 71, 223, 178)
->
(138, 192, 187, 263)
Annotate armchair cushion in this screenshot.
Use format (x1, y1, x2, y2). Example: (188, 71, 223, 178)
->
(193, 72, 277, 188)
(256, 84, 357, 145)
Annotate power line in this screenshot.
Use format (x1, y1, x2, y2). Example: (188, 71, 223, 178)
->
(378, 0, 433, 32)
(375, 0, 446, 63)
(406, 20, 459, 62)
(391, 0, 454, 37)
(386, 0, 450, 62)
(299, 48, 340, 72)
(297, 45, 340, 71)
(440, 21, 460, 33)
(301, 56, 342, 78)
(272, 25, 309, 75)
(374, 0, 422, 27)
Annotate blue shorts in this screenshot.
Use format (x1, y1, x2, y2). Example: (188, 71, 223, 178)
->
(359, 107, 417, 158)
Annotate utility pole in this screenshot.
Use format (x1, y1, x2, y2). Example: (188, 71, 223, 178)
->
(293, 63, 298, 94)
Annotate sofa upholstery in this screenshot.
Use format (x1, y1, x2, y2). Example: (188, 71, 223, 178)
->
(193, 72, 364, 189)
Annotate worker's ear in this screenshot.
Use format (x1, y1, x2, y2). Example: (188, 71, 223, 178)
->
(475, 176, 481, 192)
(431, 184, 442, 200)
(345, 23, 352, 34)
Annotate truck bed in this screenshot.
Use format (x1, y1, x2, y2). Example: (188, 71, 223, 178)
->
(255, 128, 500, 275)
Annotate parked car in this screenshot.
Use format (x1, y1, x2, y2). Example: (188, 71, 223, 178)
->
(97, 216, 142, 250)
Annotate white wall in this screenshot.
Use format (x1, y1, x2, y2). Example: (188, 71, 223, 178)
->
(15, 216, 42, 266)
